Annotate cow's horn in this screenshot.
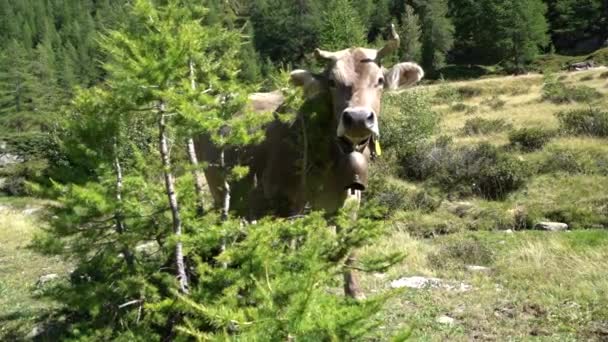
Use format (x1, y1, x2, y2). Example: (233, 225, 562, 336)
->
(377, 24, 400, 60)
(314, 48, 338, 61)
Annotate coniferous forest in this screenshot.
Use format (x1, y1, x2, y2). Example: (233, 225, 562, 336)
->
(1, 0, 608, 340)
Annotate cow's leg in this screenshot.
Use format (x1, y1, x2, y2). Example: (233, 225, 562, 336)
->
(342, 189, 365, 300)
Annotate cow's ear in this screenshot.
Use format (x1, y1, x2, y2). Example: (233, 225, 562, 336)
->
(290, 69, 322, 97)
(384, 62, 424, 90)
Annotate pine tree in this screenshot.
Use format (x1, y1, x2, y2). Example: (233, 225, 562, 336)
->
(480, 0, 549, 70)
(319, 0, 367, 50)
(546, 0, 603, 53)
(416, 0, 454, 74)
(249, 0, 322, 64)
(398, 4, 422, 62)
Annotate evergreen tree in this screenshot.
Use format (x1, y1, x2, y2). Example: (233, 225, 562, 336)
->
(398, 4, 422, 62)
(319, 0, 367, 51)
(249, 0, 322, 64)
(416, 0, 454, 74)
(546, 0, 605, 53)
(479, 0, 549, 70)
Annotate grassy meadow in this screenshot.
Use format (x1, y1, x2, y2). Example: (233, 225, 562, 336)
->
(1, 67, 608, 340)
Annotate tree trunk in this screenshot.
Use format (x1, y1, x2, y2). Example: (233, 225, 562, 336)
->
(187, 138, 206, 216)
(158, 103, 189, 294)
(113, 149, 135, 269)
(187, 59, 206, 217)
(219, 147, 230, 268)
(219, 148, 231, 221)
(342, 189, 365, 300)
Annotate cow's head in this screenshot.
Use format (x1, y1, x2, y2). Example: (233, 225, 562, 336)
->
(290, 25, 424, 145)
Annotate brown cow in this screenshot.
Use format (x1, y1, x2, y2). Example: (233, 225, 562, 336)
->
(195, 25, 424, 298)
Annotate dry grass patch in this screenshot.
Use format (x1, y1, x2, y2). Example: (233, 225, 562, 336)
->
(0, 204, 70, 340)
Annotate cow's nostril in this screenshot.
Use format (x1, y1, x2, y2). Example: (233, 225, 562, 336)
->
(343, 112, 354, 127)
(366, 113, 375, 123)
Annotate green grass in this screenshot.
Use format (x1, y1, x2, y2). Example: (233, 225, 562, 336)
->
(0, 201, 70, 340)
(363, 66, 608, 340)
(361, 230, 608, 340)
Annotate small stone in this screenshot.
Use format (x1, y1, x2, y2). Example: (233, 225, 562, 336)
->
(466, 265, 490, 273)
(390, 276, 442, 289)
(535, 222, 568, 232)
(36, 273, 59, 287)
(436, 315, 455, 325)
(504, 229, 514, 234)
(0, 153, 24, 167)
(390, 276, 472, 292)
(23, 207, 42, 215)
(445, 201, 474, 217)
(26, 325, 44, 339)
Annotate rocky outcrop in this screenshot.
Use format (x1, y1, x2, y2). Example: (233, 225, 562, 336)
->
(535, 222, 568, 232)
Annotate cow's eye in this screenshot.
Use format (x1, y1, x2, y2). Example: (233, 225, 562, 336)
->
(377, 77, 385, 87)
(328, 79, 336, 88)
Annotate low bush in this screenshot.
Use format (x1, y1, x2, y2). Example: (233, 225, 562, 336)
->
(457, 85, 483, 98)
(382, 90, 439, 156)
(556, 108, 608, 137)
(580, 74, 594, 81)
(367, 161, 442, 216)
(433, 83, 462, 104)
(542, 74, 602, 104)
(450, 102, 468, 112)
(400, 140, 530, 200)
(461, 117, 512, 136)
(600, 71, 608, 79)
(509, 127, 554, 152)
(481, 95, 506, 110)
(513, 175, 608, 229)
(392, 210, 465, 238)
(428, 235, 494, 270)
(539, 146, 608, 175)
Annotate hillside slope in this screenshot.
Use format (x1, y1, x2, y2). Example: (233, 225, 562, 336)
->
(359, 67, 608, 340)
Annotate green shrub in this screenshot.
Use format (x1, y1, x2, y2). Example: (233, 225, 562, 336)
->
(539, 146, 608, 175)
(428, 235, 494, 269)
(450, 102, 468, 112)
(367, 160, 441, 216)
(400, 140, 530, 200)
(542, 74, 602, 104)
(435, 143, 530, 200)
(481, 95, 506, 110)
(433, 83, 462, 104)
(600, 71, 608, 79)
(465, 105, 479, 115)
(392, 210, 465, 238)
(556, 108, 608, 137)
(509, 127, 554, 152)
(457, 85, 482, 98)
(461, 117, 512, 136)
(381, 90, 439, 157)
(513, 175, 608, 229)
(580, 74, 594, 81)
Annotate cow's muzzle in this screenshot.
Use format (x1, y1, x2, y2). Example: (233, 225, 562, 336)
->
(337, 151, 369, 191)
(340, 107, 377, 143)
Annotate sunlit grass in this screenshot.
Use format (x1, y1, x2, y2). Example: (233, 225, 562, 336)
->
(0, 204, 70, 340)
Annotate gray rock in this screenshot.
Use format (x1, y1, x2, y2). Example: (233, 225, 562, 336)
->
(535, 222, 568, 232)
(445, 201, 474, 217)
(390, 276, 472, 292)
(36, 273, 59, 287)
(390, 276, 442, 289)
(0, 153, 23, 167)
(436, 316, 456, 325)
(26, 325, 44, 339)
(466, 265, 491, 273)
(23, 207, 42, 215)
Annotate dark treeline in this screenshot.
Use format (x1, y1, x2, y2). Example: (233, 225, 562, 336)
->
(0, 0, 607, 133)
